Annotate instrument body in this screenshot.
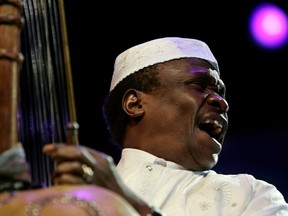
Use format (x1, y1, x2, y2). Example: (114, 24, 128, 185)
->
(0, 185, 139, 215)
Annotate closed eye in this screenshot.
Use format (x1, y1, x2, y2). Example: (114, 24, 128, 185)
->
(185, 79, 208, 92)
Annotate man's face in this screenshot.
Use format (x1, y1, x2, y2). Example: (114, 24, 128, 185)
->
(143, 58, 229, 171)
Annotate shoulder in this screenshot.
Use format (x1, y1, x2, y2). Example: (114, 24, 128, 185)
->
(207, 171, 287, 203)
(207, 171, 276, 190)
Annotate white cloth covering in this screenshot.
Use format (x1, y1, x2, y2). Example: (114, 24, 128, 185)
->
(0, 143, 31, 183)
(117, 148, 288, 216)
(110, 37, 219, 91)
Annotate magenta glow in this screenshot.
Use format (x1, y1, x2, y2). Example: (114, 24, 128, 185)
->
(250, 3, 288, 49)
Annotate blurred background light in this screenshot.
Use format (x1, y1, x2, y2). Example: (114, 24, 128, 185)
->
(249, 3, 288, 49)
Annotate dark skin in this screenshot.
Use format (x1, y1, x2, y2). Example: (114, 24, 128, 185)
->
(122, 58, 228, 170)
(43, 57, 229, 215)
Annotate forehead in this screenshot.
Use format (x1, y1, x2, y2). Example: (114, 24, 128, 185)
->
(185, 58, 219, 75)
(160, 58, 219, 77)
(187, 66, 222, 87)
(157, 58, 224, 87)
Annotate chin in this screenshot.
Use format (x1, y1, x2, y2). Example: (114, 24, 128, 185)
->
(200, 155, 219, 171)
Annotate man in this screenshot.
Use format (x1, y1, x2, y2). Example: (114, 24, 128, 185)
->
(43, 37, 288, 215)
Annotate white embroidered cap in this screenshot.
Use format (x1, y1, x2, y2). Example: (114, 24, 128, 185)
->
(110, 37, 219, 91)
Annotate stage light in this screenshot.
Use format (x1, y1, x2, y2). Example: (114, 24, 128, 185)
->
(249, 3, 288, 50)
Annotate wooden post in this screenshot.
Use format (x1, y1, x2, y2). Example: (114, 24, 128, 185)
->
(0, 0, 24, 153)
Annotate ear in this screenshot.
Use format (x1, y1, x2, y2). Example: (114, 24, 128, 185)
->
(122, 89, 145, 118)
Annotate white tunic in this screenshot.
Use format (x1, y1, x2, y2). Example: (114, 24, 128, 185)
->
(117, 148, 288, 216)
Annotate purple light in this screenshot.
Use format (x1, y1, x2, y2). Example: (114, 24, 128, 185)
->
(250, 3, 288, 49)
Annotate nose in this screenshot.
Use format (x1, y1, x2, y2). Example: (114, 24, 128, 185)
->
(207, 94, 229, 113)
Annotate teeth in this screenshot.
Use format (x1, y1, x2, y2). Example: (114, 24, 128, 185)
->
(203, 119, 223, 135)
(215, 127, 222, 135)
(214, 120, 223, 128)
(204, 119, 223, 128)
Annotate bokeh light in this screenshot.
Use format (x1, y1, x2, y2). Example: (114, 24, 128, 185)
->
(249, 3, 288, 49)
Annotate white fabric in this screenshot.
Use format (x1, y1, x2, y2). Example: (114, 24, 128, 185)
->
(117, 148, 288, 216)
(110, 37, 219, 91)
(0, 143, 31, 183)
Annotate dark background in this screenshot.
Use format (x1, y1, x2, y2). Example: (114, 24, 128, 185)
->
(64, 1, 288, 200)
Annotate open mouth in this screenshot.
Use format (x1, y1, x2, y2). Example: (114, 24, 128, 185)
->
(198, 115, 227, 142)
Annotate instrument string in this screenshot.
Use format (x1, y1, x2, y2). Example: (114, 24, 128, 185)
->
(20, 0, 71, 187)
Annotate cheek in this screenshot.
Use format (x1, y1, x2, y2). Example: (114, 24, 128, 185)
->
(161, 102, 197, 136)
(175, 96, 199, 120)
(150, 92, 200, 125)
